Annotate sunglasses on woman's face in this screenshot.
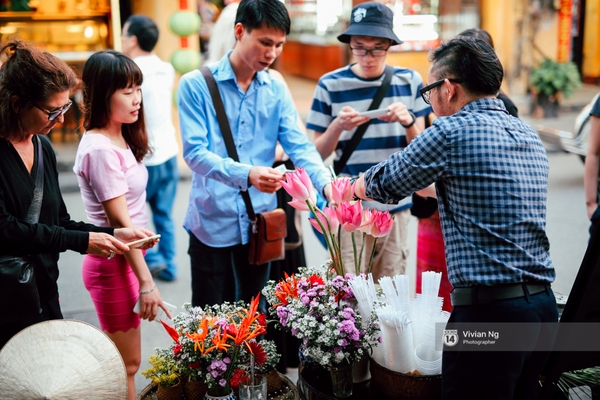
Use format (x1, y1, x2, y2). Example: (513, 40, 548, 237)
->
(34, 100, 73, 121)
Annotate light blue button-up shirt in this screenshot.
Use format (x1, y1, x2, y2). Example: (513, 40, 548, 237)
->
(178, 52, 331, 247)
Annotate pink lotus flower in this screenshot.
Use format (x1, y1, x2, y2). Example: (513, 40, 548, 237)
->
(281, 168, 316, 205)
(288, 198, 310, 212)
(310, 206, 339, 235)
(369, 210, 394, 237)
(358, 208, 374, 235)
(335, 201, 363, 233)
(331, 178, 354, 204)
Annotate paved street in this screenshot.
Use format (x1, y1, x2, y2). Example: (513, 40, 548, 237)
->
(51, 79, 596, 393)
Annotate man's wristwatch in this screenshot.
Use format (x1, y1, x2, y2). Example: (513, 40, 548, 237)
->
(402, 111, 416, 129)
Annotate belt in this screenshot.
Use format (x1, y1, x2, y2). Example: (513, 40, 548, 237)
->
(450, 283, 549, 306)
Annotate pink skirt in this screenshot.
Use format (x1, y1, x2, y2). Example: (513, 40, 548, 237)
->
(82, 254, 141, 333)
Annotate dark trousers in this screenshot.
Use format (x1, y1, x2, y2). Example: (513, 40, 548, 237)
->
(188, 233, 270, 310)
(442, 287, 558, 400)
(0, 293, 62, 349)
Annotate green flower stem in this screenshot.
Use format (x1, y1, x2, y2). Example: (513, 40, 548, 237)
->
(351, 232, 358, 276)
(357, 232, 366, 275)
(307, 200, 343, 275)
(223, 345, 240, 392)
(367, 237, 378, 274)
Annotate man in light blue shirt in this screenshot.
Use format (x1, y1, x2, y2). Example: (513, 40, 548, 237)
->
(178, 0, 332, 309)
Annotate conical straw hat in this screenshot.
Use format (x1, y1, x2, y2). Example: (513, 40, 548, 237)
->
(0, 319, 127, 399)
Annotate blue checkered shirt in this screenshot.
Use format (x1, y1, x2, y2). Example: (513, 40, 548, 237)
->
(364, 98, 556, 287)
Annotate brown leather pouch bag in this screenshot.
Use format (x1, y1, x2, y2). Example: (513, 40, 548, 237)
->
(249, 208, 287, 265)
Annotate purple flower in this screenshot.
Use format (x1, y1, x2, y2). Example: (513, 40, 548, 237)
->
(339, 320, 360, 341)
(219, 378, 227, 387)
(342, 308, 356, 320)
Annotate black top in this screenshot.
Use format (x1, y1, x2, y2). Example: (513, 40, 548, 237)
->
(0, 135, 113, 303)
(498, 92, 519, 118)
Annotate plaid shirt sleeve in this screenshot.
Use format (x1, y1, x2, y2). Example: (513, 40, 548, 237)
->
(364, 98, 556, 287)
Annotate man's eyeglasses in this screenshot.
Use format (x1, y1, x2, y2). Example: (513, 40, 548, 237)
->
(34, 100, 73, 121)
(419, 78, 463, 105)
(349, 46, 390, 57)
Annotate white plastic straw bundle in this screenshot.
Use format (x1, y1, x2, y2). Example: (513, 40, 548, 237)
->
(376, 306, 415, 373)
(348, 275, 378, 328)
(421, 271, 442, 301)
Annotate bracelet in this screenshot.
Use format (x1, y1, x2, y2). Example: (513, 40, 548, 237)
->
(139, 285, 156, 295)
(401, 111, 416, 129)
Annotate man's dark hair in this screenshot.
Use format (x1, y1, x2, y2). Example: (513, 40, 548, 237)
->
(458, 28, 494, 49)
(235, 0, 290, 35)
(429, 37, 503, 96)
(124, 15, 159, 52)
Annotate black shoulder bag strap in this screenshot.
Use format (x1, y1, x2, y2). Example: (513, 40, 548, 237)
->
(26, 135, 44, 224)
(200, 66, 256, 222)
(334, 64, 394, 175)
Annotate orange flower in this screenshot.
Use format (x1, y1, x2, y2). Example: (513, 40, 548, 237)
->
(185, 315, 213, 354)
(228, 294, 267, 349)
(273, 273, 298, 307)
(205, 325, 231, 353)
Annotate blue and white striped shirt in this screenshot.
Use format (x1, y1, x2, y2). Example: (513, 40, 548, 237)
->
(306, 64, 431, 212)
(307, 65, 431, 176)
(364, 98, 556, 287)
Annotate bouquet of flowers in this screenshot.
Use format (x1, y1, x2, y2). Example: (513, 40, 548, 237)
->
(281, 168, 394, 276)
(262, 266, 380, 368)
(142, 348, 181, 388)
(158, 295, 276, 396)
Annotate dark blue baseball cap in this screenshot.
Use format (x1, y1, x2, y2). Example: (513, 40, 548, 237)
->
(337, 2, 403, 45)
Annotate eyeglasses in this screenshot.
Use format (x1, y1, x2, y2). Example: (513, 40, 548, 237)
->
(34, 100, 73, 121)
(349, 46, 390, 57)
(419, 78, 463, 105)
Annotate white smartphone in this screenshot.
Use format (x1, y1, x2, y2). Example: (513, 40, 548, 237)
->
(357, 108, 389, 119)
(133, 299, 177, 322)
(125, 234, 161, 249)
(274, 164, 294, 174)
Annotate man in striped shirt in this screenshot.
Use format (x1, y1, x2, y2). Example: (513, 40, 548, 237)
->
(306, 2, 431, 280)
(355, 37, 557, 399)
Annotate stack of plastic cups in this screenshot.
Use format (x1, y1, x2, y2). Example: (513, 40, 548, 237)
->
(414, 342, 442, 375)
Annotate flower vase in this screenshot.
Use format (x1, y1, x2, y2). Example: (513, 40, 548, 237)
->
(185, 378, 208, 400)
(352, 353, 371, 383)
(157, 379, 184, 400)
(329, 362, 353, 398)
(203, 387, 236, 400)
(298, 344, 326, 372)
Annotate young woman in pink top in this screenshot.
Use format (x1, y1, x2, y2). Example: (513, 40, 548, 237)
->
(74, 50, 172, 400)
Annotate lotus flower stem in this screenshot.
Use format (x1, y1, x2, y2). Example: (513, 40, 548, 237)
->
(307, 200, 343, 275)
(367, 238, 378, 274)
(352, 232, 358, 276)
(357, 232, 366, 275)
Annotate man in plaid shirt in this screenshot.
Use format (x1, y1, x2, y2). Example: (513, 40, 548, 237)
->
(355, 37, 557, 399)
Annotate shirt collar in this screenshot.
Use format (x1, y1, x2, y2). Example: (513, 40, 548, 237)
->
(213, 50, 272, 87)
(461, 97, 507, 113)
